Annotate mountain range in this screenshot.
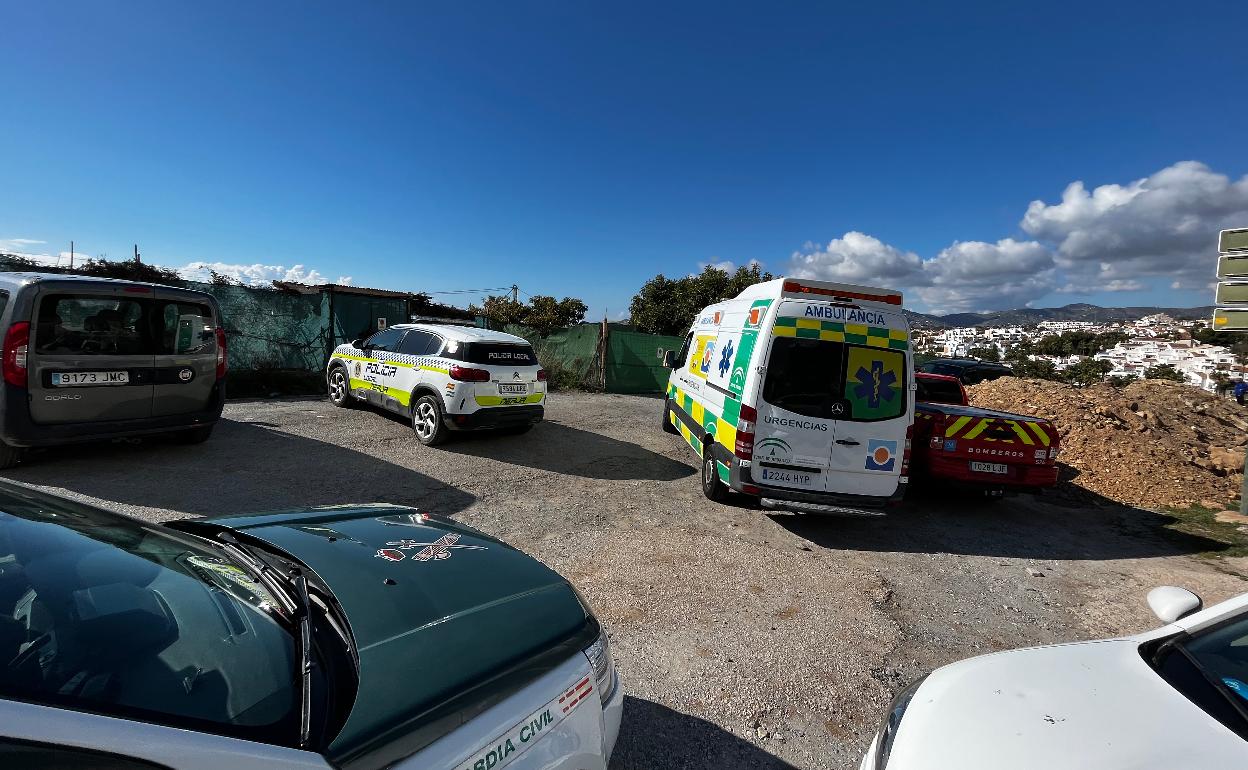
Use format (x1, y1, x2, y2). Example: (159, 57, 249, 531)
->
(904, 303, 1214, 329)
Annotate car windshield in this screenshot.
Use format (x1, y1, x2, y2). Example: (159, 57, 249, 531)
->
(0, 490, 299, 743)
(916, 377, 964, 404)
(1151, 611, 1248, 740)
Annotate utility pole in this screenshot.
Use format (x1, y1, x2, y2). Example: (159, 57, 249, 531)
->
(134, 244, 141, 263)
(69, 240, 74, 269)
(511, 284, 519, 303)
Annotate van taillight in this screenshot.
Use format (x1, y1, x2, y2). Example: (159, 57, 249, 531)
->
(215, 328, 227, 379)
(901, 423, 914, 477)
(3, 322, 29, 388)
(735, 403, 757, 459)
(449, 365, 490, 382)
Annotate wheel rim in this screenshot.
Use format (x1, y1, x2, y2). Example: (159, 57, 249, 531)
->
(413, 402, 438, 439)
(703, 457, 715, 489)
(329, 371, 347, 402)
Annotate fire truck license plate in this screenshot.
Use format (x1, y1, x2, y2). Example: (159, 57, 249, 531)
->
(969, 461, 1008, 475)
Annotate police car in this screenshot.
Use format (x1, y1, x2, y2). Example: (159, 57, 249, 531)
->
(0, 482, 622, 769)
(326, 324, 546, 445)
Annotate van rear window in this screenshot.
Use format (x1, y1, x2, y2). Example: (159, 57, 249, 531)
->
(763, 338, 906, 422)
(35, 295, 215, 356)
(457, 343, 538, 366)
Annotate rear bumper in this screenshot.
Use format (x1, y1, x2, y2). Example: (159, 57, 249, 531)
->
(914, 452, 1059, 489)
(746, 471, 904, 510)
(0, 381, 225, 448)
(446, 404, 544, 431)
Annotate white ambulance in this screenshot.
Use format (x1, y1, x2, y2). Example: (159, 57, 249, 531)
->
(326, 323, 546, 445)
(661, 278, 915, 514)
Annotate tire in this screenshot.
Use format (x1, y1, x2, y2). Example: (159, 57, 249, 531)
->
(662, 398, 679, 434)
(411, 395, 450, 447)
(0, 440, 21, 470)
(327, 366, 353, 408)
(702, 449, 729, 503)
(174, 425, 214, 445)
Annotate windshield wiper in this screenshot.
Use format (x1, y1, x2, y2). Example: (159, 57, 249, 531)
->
(291, 570, 315, 749)
(215, 534, 317, 748)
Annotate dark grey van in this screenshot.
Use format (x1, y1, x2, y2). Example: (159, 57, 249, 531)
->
(0, 273, 226, 468)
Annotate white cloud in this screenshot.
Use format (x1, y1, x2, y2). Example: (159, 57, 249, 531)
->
(790, 231, 924, 286)
(694, 258, 763, 276)
(176, 261, 334, 286)
(1021, 161, 1248, 285)
(914, 238, 1056, 313)
(788, 233, 1054, 313)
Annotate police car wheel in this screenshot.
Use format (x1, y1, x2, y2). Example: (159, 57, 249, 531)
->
(411, 395, 449, 446)
(328, 366, 353, 408)
(702, 451, 728, 502)
(662, 399, 679, 434)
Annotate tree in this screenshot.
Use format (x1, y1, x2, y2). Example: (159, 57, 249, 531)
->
(209, 270, 240, 286)
(1143, 364, 1186, 382)
(1012, 357, 1061, 381)
(1063, 357, 1112, 387)
(629, 263, 773, 336)
(966, 346, 1000, 362)
(1031, 330, 1127, 357)
(1211, 371, 1234, 396)
(1107, 374, 1138, 388)
(469, 294, 587, 336)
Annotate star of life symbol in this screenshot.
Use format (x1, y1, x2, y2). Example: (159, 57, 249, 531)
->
(374, 532, 486, 562)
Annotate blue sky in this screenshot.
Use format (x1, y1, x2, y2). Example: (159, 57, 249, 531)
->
(2, 1, 1247, 317)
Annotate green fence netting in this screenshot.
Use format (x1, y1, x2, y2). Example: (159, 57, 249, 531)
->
(502, 324, 603, 390)
(605, 329, 683, 394)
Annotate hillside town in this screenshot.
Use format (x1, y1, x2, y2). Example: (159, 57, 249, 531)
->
(914, 313, 1245, 391)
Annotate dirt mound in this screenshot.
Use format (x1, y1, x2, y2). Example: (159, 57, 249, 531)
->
(965, 377, 1248, 509)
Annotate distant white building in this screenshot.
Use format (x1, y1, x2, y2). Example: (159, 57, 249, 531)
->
(1094, 339, 1241, 390)
(1037, 320, 1095, 332)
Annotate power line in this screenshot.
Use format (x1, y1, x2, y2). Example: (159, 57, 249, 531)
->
(423, 286, 512, 295)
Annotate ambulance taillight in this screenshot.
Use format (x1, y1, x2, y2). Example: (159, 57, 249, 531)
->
(900, 423, 914, 478)
(735, 404, 757, 459)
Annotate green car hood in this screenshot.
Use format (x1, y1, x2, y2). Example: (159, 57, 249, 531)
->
(179, 505, 595, 768)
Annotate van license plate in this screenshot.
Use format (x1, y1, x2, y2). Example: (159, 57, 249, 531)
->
(969, 461, 1008, 475)
(499, 384, 527, 395)
(52, 371, 129, 386)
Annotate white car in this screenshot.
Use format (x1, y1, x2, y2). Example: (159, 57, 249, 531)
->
(326, 323, 546, 445)
(862, 586, 1248, 769)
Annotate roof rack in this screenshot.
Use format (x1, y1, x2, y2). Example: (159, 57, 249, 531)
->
(409, 316, 478, 327)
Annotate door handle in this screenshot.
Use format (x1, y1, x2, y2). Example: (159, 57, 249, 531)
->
(835, 439, 861, 446)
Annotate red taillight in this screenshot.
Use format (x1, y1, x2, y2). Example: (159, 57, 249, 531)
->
(3, 322, 29, 388)
(215, 327, 227, 379)
(537, 369, 547, 382)
(735, 403, 757, 459)
(449, 365, 490, 382)
(901, 423, 914, 476)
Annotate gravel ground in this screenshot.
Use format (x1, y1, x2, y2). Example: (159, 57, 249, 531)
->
(5, 392, 1247, 769)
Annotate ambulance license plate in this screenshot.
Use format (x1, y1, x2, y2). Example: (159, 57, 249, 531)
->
(52, 371, 129, 387)
(499, 384, 527, 395)
(969, 461, 1008, 475)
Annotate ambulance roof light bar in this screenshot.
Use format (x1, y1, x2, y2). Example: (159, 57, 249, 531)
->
(781, 280, 902, 306)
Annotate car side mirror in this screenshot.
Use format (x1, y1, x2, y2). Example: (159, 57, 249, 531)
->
(661, 350, 677, 369)
(352, 339, 366, 350)
(1147, 586, 1203, 624)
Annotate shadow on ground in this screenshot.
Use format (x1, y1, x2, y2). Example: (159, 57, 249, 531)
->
(443, 419, 697, 482)
(611, 696, 797, 770)
(1, 418, 475, 520)
(772, 484, 1230, 561)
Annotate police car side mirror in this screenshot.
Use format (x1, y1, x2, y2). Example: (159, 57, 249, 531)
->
(661, 350, 677, 369)
(1147, 586, 1202, 624)
(352, 339, 367, 350)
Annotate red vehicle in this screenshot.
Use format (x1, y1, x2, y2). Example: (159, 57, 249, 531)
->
(910, 372, 1060, 493)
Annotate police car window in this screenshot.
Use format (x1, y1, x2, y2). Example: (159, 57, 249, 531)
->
(398, 330, 440, 356)
(35, 295, 154, 356)
(364, 328, 403, 352)
(463, 343, 538, 366)
(0, 501, 299, 744)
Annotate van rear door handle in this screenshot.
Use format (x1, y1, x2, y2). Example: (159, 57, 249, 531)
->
(835, 439, 860, 446)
